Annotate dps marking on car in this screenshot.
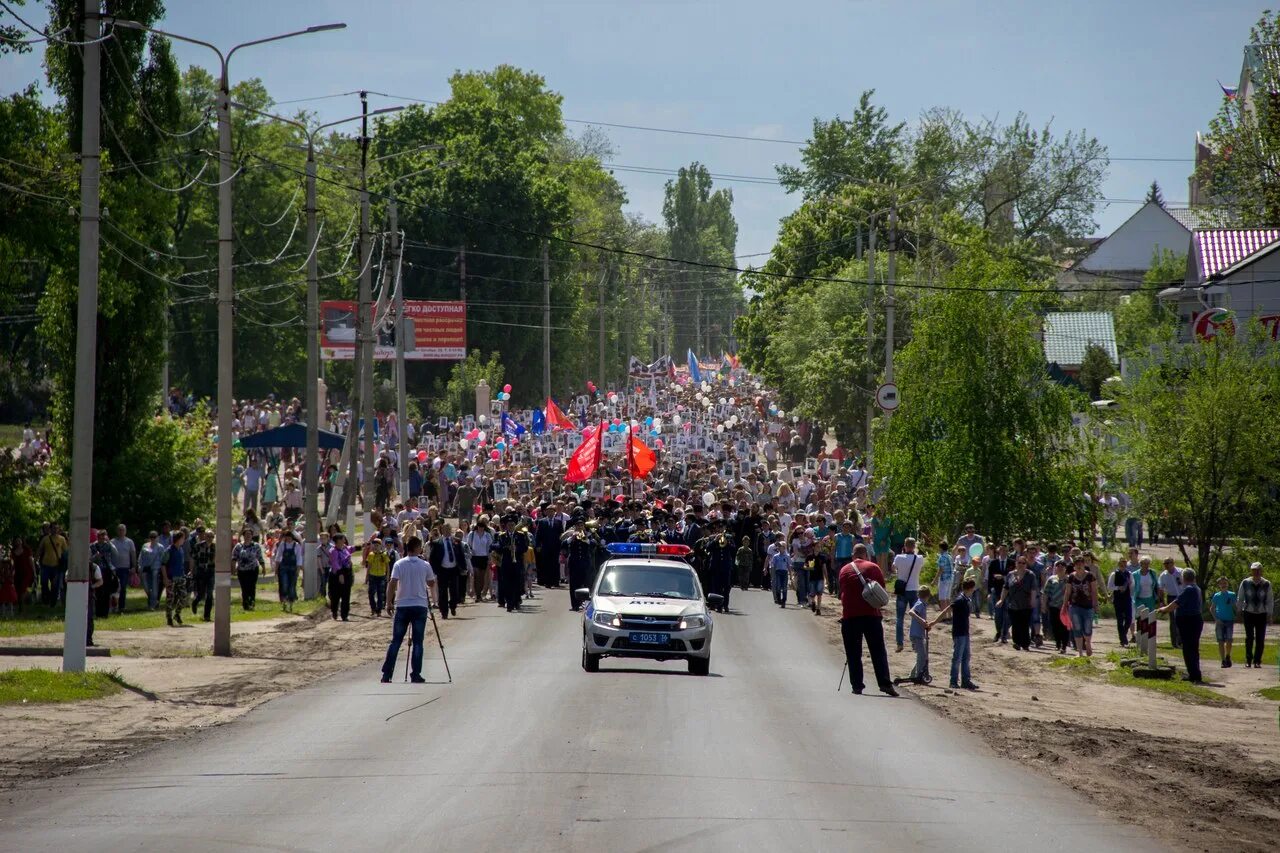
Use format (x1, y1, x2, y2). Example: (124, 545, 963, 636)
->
(577, 543, 720, 676)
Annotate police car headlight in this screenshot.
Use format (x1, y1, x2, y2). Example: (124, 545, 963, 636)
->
(678, 615, 707, 630)
(594, 611, 620, 628)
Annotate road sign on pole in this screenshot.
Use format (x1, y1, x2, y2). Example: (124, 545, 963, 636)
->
(875, 383, 899, 412)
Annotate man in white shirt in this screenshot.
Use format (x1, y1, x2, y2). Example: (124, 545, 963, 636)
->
(891, 537, 925, 653)
(1158, 558, 1185, 648)
(381, 536, 438, 683)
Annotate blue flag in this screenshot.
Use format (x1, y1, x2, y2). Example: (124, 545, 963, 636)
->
(531, 408, 546, 435)
(687, 349, 701, 383)
(501, 411, 525, 438)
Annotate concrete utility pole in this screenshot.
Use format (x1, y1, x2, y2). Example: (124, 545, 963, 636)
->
(358, 91, 377, 542)
(598, 261, 607, 389)
(542, 239, 551, 403)
(885, 193, 897, 415)
(865, 218, 876, 468)
(63, 0, 102, 674)
(390, 197, 408, 501)
(112, 17, 345, 655)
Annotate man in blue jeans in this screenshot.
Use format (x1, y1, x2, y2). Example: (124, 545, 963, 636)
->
(891, 538, 923, 653)
(381, 537, 438, 684)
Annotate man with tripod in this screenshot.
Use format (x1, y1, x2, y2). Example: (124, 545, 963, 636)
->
(381, 536, 438, 684)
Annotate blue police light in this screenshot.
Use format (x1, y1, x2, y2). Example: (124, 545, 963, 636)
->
(605, 543, 692, 557)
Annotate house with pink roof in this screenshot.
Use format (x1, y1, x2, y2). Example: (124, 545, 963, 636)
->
(1161, 228, 1280, 342)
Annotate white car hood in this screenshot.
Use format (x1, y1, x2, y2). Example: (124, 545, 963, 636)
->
(595, 595, 701, 617)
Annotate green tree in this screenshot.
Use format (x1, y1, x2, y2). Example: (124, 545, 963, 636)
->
(1197, 10, 1280, 224)
(1113, 249, 1181, 361)
(1145, 180, 1164, 207)
(437, 349, 504, 417)
(1117, 330, 1279, 582)
(776, 89, 905, 199)
(1077, 342, 1115, 401)
(875, 248, 1077, 541)
(39, 0, 177, 466)
(661, 162, 740, 356)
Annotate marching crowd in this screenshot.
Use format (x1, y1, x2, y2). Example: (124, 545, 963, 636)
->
(2, 369, 1275, 693)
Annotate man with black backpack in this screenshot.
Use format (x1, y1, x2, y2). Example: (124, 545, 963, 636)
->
(837, 543, 898, 697)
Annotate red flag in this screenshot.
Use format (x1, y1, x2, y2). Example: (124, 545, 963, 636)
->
(546, 397, 575, 431)
(566, 421, 604, 483)
(628, 432, 656, 479)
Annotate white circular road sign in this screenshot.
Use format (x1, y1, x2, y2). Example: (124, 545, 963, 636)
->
(875, 383, 899, 412)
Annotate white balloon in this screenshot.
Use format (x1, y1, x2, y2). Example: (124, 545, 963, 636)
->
(459, 439, 469, 450)
(716, 424, 725, 433)
(718, 397, 727, 406)
(477, 430, 486, 442)
(478, 414, 487, 424)
(702, 490, 716, 507)
(652, 418, 662, 430)
(672, 415, 682, 426)
(728, 397, 736, 406)
(792, 415, 799, 423)
(776, 410, 785, 418)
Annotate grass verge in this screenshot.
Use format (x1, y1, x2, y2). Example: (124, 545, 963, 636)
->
(0, 668, 125, 704)
(1258, 685, 1280, 701)
(0, 594, 328, 638)
(1102, 650, 1236, 706)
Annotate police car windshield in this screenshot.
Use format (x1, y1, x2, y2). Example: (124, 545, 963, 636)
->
(599, 566, 697, 600)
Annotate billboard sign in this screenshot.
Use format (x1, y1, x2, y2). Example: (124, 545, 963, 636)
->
(321, 299, 466, 360)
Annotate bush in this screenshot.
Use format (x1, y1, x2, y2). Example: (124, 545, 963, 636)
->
(89, 409, 215, 534)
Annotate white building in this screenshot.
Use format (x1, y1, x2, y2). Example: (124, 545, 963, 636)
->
(1057, 201, 1206, 291)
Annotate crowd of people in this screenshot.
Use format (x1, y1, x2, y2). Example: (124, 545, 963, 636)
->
(1, 368, 1274, 692)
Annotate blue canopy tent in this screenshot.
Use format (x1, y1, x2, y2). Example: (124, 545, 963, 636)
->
(236, 423, 345, 451)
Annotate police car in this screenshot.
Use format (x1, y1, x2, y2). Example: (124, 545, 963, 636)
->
(578, 542, 720, 676)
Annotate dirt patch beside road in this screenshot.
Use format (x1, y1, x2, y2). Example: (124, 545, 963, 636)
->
(0, 593, 457, 791)
(808, 596, 1280, 853)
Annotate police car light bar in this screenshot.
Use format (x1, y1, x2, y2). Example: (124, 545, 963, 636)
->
(605, 542, 692, 557)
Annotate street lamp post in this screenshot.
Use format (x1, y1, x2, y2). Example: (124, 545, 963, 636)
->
(240, 103, 400, 598)
(111, 18, 345, 655)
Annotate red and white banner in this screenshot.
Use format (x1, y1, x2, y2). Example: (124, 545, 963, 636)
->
(321, 299, 466, 360)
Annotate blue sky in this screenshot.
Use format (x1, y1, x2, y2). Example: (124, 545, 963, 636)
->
(2, 0, 1269, 256)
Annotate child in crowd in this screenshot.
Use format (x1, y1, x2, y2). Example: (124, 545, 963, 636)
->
(936, 542, 953, 606)
(907, 585, 932, 684)
(934, 578, 979, 690)
(767, 536, 789, 607)
(1211, 576, 1236, 668)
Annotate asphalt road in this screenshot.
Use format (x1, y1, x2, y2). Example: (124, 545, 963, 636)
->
(1, 588, 1160, 852)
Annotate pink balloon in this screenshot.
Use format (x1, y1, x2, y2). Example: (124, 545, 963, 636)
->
(490, 450, 500, 460)
(502, 384, 512, 393)
(655, 439, 664, 449)
(417, 450, 427, 462)
(466, 428, 479, 440)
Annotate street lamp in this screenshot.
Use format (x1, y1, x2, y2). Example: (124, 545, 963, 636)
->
(110, 17, 345, 656)
(237, 101, 402, 598)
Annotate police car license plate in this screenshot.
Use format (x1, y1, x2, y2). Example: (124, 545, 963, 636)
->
(629, 632, 669, 645)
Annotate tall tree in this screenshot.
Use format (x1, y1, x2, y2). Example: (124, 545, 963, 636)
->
(776, 89, 905, 199)
(1145, 179, 1165, 207)
(875, 248, 1077, 541)
(1117, 329, 1280, 582)
(1077, 343, 1115, 401)
(660, 162, 740, 356)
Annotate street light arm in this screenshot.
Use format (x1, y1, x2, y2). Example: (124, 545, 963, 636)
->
(226, 23, 345, 64)
(230, 100, 307, 135)
(109, 17, 225, 64)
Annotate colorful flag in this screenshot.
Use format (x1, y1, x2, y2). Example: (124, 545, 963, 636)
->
(531, 408, 546, 435)
(545, 397, 575, 431)
(501, 411, 526, 438)
(1220, 80, 1238, 100)
(687, 349, 701, 383)
(628, 431, 656, 479)
(566, 421, 604, 483)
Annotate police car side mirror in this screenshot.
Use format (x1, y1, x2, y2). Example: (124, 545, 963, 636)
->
(574, 588, 591, 598)
(707, 593, 724, 606)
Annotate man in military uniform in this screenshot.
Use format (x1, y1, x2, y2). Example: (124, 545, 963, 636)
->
(562, 511, 599, 611)
(692, 519, 715, 596)
(495, 513, 529, 612)
(705, 522, 737, 613)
